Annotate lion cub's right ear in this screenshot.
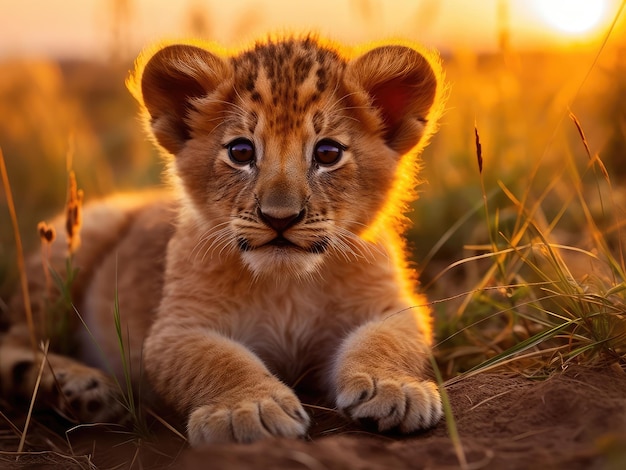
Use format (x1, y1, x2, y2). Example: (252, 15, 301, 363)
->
(134, 44, 231, 155)
(344, 45, 440, 156)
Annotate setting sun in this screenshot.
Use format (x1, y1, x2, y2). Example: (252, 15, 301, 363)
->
(533, 0, 607, 33)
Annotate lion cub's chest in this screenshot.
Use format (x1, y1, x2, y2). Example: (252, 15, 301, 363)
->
(231, 284, 346, 385)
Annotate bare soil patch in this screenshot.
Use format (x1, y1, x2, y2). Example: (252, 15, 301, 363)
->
(2, 365, 625, 469)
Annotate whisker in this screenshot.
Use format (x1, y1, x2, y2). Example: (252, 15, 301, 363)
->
(332, 230, 371, 262)
(202, 228, 234, 262)
(189, 221, 232, 260)
(330, 224, 389, 262)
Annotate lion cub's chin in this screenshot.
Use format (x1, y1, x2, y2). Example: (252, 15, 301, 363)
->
(241, 248, 324, 278)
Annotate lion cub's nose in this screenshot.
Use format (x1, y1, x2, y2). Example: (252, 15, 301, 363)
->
(258, 207, 305, 233)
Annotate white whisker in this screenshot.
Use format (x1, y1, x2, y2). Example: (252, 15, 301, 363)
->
(189, 221, 232, 261)
(329, 223, 389, 263)
(202, 228, 233, 262)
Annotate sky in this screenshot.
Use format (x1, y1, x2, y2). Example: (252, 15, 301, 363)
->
(0, 0, 623, 60)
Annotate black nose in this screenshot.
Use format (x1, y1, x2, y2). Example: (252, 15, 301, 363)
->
(258, 208, 305, 233)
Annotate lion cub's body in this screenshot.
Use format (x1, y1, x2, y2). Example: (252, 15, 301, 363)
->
(1, 36, 444, 445)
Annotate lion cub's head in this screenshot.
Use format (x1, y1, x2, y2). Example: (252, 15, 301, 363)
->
(130, 36, 442, 276)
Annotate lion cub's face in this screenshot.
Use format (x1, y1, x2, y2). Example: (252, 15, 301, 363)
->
(133, 37, 439, 276)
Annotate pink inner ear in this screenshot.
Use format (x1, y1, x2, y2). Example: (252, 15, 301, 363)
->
(371, 78, 412, 129)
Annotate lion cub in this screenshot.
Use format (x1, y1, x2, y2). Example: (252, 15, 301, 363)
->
(1, 36, 444, 445)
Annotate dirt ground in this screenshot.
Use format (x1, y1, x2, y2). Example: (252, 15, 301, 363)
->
(2, 364, 625, 469)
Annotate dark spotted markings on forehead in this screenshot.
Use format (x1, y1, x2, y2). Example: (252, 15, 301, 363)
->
(231, 38, 344, 134)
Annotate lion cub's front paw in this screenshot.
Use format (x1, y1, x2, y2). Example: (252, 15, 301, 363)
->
(187, 380, 309, 446)
(336, 371, 442, 433)
(50, 365, 126, 424)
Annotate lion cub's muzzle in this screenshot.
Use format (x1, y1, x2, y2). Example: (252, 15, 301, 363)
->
(244, 172, 328, 255)
(254, 175, 311, 240)
(257, 207, 306, 234)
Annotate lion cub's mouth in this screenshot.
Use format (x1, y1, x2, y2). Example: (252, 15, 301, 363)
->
(266, 236, 296, 248)
(263, 235, 328, 255)
(253, 236, 328, 254)
(237, 236, 299, 252)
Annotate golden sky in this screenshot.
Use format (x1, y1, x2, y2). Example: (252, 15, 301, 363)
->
(0, 0, 623, 60)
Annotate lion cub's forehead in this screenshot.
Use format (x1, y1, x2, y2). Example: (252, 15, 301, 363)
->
(229, 39, 346, 132)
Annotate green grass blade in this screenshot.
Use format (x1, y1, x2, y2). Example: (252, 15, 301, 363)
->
(462, 320, 575, 376)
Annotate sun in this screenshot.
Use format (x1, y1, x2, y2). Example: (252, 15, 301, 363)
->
(533, 0, 607, 34)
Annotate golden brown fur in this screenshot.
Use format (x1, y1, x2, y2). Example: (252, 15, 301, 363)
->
(1, 35, 444, 445)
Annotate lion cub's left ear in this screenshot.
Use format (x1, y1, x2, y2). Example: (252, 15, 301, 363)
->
(345, 45, 439, 155)
(133, 44, 231, 155)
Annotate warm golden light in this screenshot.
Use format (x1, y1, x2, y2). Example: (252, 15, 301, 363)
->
(533, 0, 607, 34)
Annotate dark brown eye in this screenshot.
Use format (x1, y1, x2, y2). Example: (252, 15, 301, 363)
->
(226, 138, 255, 165)
(314, 139, 345, 166)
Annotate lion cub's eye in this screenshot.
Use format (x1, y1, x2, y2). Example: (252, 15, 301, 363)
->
(226, 138, 255, 165)
(314, 139, 345, 166)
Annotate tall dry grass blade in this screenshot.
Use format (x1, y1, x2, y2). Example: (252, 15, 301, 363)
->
(569, 0, 626, 105)
(430, 356, 468, 470)
(0, 147, 37, 353)
(569, 112, 625, 275)
(0, 411, 23, 438)
(509, 1, 624, 242)
(569, 111, 609, 220)
(564, 118, 626, 280)
(145, 407, 187, 441)
(568, 112, 592, 160)
(17, 341, 50, 456)
(473, 125, 507, 291)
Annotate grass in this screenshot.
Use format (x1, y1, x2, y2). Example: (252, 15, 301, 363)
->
(412, 4, 626, 383)
(441, 113, 625, 379)
(16, 341, 49, 455)
(432, 126, 626, 384)
(424, 102, 626, 467)
(0, 147, 36, 353)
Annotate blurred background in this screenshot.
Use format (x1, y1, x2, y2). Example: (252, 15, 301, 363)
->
(1, 0, 625, 310)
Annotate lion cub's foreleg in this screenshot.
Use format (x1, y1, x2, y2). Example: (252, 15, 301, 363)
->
(144, 328, 309, 445)
(332, 310, 442, 432)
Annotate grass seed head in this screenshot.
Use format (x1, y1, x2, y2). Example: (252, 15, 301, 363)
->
(65, 170, 83, 254)
(474, 126, 483, 174)
(37, 221, 56, 244)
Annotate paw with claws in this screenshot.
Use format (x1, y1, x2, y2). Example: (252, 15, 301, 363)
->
(47, 363, 127, 424)
(335, 371, 442, 433)
(187, 378, 309, 445)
